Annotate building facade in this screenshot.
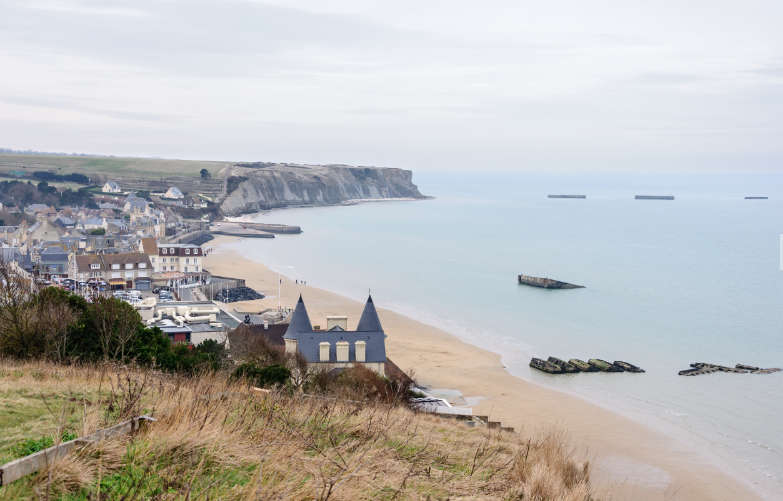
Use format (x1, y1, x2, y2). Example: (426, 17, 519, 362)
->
(70, 252, 153, 289)
(102, 182, 121, 193)
(284, 295, 386, 375)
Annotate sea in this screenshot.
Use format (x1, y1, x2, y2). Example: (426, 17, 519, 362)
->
(226, 172, 783, 499)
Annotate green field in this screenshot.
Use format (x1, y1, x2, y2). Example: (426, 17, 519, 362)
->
(0, 176, 86, 191)
(0, 154, 228, 195)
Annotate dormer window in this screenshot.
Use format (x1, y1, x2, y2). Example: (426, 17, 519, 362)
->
(185, 249, 190, 254)
(90, 263, 100, 270)
(169, 248, 174, 254)
(162, 248, 167, 254)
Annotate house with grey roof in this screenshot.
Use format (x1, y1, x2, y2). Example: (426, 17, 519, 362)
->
(124, 199, 149, 214)
(53, 216, 76, 229)
(164, 187, 184, 199)
(40, 246, 70, 281)
(24, 203, 49, 214)
(283, 295, 387, 375)
(102, 182, 121, 193)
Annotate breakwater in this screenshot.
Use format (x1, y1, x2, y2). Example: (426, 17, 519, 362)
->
(635, 195, 674, 200)
(678, 362, 781, 376)
(530, 357, 645, 374)
(518, 275, 584, 289)
(548, 195, 586, 198)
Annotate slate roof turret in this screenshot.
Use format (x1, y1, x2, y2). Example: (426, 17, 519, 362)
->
(356, 295, 383, 332)
(283, 295, 313, 340)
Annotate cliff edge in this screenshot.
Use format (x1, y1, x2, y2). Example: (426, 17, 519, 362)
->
(220, 163, 427, 215)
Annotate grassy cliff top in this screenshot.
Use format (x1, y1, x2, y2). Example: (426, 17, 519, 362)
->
(0, 360, 596, 500)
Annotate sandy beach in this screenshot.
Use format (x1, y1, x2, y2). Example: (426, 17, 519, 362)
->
(205, 235, 762, 501)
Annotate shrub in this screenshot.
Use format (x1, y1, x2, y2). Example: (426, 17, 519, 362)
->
(232, 362, 291, 388)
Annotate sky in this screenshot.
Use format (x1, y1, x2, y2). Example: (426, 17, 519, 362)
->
(1, 0, 782, 173)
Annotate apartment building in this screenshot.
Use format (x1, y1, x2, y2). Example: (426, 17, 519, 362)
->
(69, 252, 153, 290)
(156, 243, 204, 274)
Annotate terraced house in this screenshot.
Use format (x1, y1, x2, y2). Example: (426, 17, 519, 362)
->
(69, 252, 153, 290)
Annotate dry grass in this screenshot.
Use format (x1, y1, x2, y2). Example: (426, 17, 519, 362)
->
(0, 359, 598, 500)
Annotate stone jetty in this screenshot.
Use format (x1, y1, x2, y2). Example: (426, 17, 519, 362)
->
(548, 195, 586, 199)
(518, 275, 584, 289)
(635, 195, 674, 200)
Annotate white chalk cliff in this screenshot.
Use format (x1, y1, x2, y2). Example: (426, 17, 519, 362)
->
(220, 164, 426, 215)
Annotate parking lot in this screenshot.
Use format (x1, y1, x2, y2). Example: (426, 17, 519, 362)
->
(53, 279, 178, 304)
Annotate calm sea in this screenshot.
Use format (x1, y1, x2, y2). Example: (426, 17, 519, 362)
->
(228, 173, 783, 498)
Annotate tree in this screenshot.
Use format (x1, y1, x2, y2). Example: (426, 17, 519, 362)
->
(87, 296, 143, 361)
(200, 168, 211, 179)
(90, 228, 106, 235)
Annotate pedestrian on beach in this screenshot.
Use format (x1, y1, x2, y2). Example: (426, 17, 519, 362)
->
(296, 279, 298, 284)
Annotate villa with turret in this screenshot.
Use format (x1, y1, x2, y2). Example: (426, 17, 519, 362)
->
(284, 294, 387, 375)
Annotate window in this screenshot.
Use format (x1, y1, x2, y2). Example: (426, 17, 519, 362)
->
(319, 342, 330, 362)
(161, 258, 166, 263)
(162, 248, 167, 254)
(151, 258, 155, 263)
(185, 258, 189, 264)
(90, 263, 100, 270)
(138, 271, 148, 277)
(139, 263, 147, 268)
(184, 266, 189, 272)
(125, 263, 133, 269)
(125, 272, 133, 278)
(185, 249, 190, 254)
(336, 342, 349, 362)
(112, 264, 120, 270)
(169, 248, 174, 254)
(111, 272, 120, 279)
(194, 266, 199, 272)
(193, 258, 198, 264)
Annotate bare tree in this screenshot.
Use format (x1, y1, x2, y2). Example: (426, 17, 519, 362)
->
(43, 300, 78, 362)
(0, 257, 45, 357)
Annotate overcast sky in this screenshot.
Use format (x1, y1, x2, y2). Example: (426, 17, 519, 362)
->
(1, 0, 782, 173)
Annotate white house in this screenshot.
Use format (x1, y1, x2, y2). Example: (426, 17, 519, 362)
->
(102, 182, 121, 193)
(164, 187, 184, 199)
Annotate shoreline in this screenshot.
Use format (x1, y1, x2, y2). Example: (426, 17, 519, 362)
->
(206, 235, 766, 500)
(224, 196, 435, 221)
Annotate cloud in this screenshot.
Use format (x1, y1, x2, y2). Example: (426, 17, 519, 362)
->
(0, 0, 781, 172)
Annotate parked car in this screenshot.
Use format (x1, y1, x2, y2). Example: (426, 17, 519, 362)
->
(153, 286, 171, 293)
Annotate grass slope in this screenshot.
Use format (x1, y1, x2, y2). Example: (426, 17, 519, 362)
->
(0, 360, 597, 501)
